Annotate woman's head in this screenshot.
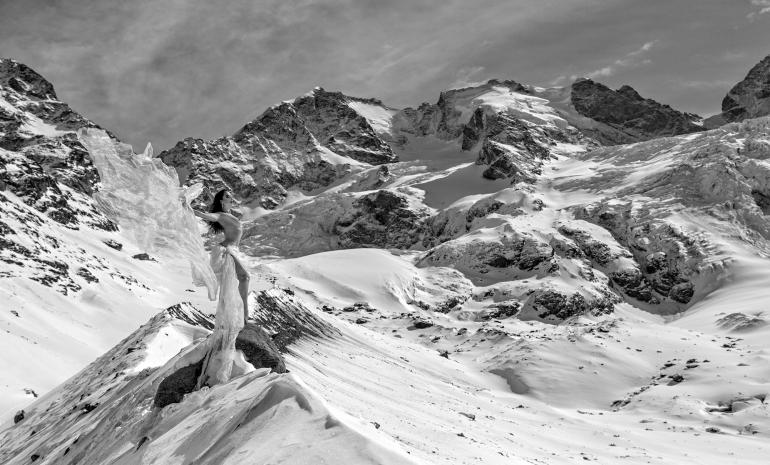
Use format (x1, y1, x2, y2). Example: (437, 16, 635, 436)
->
(208, 189, 233, 232)
(211, 189, 234, 212)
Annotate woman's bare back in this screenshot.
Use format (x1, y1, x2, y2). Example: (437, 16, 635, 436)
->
(215, 212, 242, 247)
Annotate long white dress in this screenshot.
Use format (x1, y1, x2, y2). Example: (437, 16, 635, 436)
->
(196, 245, 251, 387)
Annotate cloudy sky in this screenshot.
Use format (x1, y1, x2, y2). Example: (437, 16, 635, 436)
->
(1, 0, 769, 150)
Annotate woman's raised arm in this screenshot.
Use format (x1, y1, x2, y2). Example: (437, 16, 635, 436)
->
(193, 209, 220, 222)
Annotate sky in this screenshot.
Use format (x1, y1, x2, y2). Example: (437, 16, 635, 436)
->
(1, 0, 769, 151)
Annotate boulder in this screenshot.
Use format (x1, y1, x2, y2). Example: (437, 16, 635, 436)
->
(154, 323, 287, 408)
(153, 360, 203, 408)
(235, 323, 286, 374)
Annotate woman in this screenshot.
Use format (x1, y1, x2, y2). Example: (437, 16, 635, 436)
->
(192, 189, 250, 325)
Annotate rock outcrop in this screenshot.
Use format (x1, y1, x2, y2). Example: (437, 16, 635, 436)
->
(418, 229, 558, 284)
(705, 54, 770, 128)
(334, 189, 430, 249)
(154, 321, 286, 408)
(570, 78, 703, 144)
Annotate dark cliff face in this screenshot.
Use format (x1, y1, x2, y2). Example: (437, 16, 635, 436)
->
(570, 78, 703, 144)
(0, 59, 57, 100)
(705, 54, 770, 128)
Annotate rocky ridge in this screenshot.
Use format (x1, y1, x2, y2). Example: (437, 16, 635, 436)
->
(158, 88, 398, 210)
(570, 78, 704, 144)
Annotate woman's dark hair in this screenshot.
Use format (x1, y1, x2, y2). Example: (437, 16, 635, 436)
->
(208, 189, 229, 233)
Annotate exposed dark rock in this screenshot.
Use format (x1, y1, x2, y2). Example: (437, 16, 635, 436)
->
(80, 403, 99, 414)
(132, 253, 156, 262)
(471, 112, 553, 182)
(751, 188, 770, 215)
(419, 231, 557, 282)
(669, 282, 694, 303)
(481, 301, 521, 320)
(413, 318, 434, 329)
(342, 302, 377, 313)
(609, 269, 653, 302)
(705, 55, 770, 127)
(575, 202, 707, 306)
(76, 267, 99, 283)
(335, 190, 429, 249)
(557, 225, 614, 266)
(235, 323, 286, 373)
(434, 296, 468, 313)
(667, 374, 684, 386)
(0, 59, 57, 100)
(13, 410, 24, 424)
(571, 79, 703, 144)
(252, 289, 340, 352)
(102, 239, 123, 251)
(164, 303, 214, 330)
(153, 360, 202, 408)
(527, 290, 615, 322)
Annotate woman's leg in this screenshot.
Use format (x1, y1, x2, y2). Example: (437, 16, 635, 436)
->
(232, 258, 250, 324)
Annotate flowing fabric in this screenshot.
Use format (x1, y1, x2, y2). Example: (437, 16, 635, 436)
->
(77, 128, 217, 299)
(78, 128, 253, 387)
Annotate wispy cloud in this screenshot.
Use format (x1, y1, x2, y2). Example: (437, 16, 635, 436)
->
(747, 0, 770, 20)
(584, 40, 658, 79)
(675, 79, 735, 89)
(448, 66, 487, 89)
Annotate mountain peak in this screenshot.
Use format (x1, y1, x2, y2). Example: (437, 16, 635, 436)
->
(704, 54, 770, 128)
(0, 58, 57, 100)
(616, 84, 643, 101)
(570, 78, 702, 143)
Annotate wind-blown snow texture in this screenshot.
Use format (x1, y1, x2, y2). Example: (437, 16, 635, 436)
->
(2, 56, 770, 464)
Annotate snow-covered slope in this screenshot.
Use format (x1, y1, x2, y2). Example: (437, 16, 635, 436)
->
(4, 253, 768, 464)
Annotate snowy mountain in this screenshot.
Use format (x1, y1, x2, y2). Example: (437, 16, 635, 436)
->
(158, 88, 398, 211)
(2, 56, 770, 464)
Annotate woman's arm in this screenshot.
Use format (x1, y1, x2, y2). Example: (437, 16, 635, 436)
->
(193, 209, 220, 222)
